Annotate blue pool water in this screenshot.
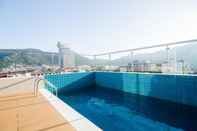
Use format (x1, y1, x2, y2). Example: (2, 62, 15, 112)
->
(58, 86, 197, 131)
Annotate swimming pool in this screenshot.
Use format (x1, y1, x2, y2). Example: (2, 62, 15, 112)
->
(45, 72, 197, 131)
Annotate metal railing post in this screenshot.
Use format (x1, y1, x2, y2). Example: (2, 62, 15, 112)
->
(34, 77, 58, 97)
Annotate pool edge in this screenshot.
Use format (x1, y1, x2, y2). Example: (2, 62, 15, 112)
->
(39, 88, 102, 131)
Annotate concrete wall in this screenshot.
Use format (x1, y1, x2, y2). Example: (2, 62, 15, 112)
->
(95, 72, 197, 107)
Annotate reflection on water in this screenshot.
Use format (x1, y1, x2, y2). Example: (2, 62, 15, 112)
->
(59, 87, 197, 131)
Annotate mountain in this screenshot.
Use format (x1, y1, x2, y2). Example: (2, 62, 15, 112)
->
(0, 49, 59, 69)
(0, 42, 197, 69)
(0, 48, 96, 69)
(111, 43, 197, 69)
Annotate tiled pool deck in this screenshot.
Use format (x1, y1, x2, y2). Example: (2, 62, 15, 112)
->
(0, 77, 101, 131)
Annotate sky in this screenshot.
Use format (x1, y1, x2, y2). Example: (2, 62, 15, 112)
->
(0, 0, 197, 54)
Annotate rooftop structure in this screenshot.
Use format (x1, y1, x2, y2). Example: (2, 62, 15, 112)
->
(57, 42, 75, 68)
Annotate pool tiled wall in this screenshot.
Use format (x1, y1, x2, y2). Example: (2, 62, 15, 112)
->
(95, 72, 197, 107)
(45, 72, 95, 92)
(45, 72, 197, 107)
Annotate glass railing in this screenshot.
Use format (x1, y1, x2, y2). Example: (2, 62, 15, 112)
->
(81, 39, 197, 74)
(0, 39, 197, 77)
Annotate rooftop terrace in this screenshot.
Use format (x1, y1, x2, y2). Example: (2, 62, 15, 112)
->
(0, 77, 100, 131)
(1, 72, 197, 131)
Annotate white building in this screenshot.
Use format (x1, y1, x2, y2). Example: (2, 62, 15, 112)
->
(57, 42, 75, 68)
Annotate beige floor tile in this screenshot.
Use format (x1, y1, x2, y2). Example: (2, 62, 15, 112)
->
(0, 108, 18, 131)
(0, 78, 75, 131)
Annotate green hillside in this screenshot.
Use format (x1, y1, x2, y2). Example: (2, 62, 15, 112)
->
(0, 43, 197, 70)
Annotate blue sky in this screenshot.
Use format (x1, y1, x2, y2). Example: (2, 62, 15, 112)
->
(0, 0, 197, 54)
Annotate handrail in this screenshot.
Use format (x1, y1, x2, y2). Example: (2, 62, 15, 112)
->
(44, 79, 58, 96)
(91, 39, 197, 56)
(34, 77, 58, 97)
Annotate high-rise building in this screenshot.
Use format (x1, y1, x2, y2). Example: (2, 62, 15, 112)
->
(57, 42, 75, 68)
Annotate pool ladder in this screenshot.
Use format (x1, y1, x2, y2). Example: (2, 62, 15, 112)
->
(34, 77, 58, 97)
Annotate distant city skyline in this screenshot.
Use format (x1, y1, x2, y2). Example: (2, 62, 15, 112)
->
(0, 0, 197, 54)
